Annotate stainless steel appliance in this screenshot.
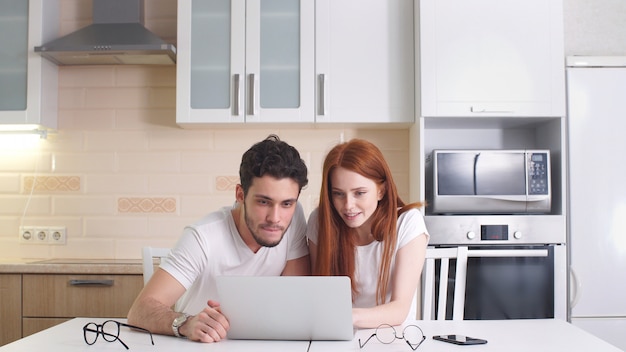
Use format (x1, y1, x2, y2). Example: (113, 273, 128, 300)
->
(428, 149, 551, 214)
(425, 215, 567, 320)
(34, 0, 176, 65)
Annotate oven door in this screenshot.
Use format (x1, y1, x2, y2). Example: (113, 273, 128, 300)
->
(435, 245, 567, 320)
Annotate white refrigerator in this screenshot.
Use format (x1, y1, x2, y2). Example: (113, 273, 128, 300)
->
(567, 56, 626, 351)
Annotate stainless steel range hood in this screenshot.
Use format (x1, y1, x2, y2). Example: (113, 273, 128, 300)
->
(34, 0, 176, 65)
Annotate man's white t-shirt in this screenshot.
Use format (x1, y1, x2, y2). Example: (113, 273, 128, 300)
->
(161, 203, 308, 315)
(306, 208, 429, 319)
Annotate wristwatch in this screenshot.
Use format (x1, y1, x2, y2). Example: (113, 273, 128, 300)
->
(172, 313, 190, 338)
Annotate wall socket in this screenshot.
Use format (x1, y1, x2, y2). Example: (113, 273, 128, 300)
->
(19, 226, 66, 245)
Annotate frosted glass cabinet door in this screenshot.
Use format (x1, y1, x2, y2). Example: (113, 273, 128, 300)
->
(177, 0, 313, 125)
(0, 0, 28, 112)
(0, 0, 57, 128)
(420, 0, 565, 117)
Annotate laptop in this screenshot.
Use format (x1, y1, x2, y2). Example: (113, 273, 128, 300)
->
(215, 276, 354, 341)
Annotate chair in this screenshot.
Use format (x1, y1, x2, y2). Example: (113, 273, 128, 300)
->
(141, 247, 171, 285)
(421, 246, 468, 320)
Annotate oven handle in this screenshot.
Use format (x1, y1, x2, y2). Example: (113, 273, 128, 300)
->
(467, 249, 548, 258)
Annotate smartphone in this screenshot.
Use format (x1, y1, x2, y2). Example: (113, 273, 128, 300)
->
(433, 334, 488, 345)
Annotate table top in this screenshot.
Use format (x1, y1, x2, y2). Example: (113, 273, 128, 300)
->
(0, 317, 621, 352)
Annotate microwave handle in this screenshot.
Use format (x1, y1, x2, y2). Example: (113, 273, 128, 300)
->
(467, 249, 548, 258)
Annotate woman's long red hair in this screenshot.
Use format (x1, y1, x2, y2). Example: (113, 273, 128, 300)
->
(314, 139, 423, 304)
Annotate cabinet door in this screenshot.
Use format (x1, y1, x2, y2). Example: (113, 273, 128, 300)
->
(177, 0, 314, 125)
(0, 275, 21, 346)
(0, 0, 57, 128)
(315, 0, 415, 124)
(245, 0, 314, 123)
(0, 0, 28, 114)
(177, 0, 246, 124)
(420, 0, 565, 117)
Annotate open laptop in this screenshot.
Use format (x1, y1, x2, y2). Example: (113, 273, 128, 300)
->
(215, 276, 354, 341)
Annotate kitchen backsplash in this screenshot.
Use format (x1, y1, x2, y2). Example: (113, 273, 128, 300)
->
(0, 0, 411, 261)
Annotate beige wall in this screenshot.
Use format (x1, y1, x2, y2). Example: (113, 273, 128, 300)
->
(0, 0, 410, 260)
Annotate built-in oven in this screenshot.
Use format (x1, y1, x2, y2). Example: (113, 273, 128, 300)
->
(425, 215, 567, 320)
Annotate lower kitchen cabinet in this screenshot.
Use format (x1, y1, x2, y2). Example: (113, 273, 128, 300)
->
(0, 273, 143, 346)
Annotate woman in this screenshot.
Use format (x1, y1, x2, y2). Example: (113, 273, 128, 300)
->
(307, 139, 429, 328)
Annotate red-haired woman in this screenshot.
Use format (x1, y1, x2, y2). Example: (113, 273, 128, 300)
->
(307, 139, 429, 328)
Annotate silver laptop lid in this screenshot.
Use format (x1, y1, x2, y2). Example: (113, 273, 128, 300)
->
(216, 276, 354, 341)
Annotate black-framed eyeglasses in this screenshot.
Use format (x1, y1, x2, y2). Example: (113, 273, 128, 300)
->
(83, 320, 154, 350)
(359, 324, 426, 350)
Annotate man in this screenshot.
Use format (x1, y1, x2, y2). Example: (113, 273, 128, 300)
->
(127, 135, 310, 343)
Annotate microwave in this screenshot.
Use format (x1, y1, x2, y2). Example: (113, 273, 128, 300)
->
(428, 149, 551, 214)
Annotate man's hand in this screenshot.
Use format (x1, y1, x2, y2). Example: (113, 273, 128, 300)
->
(180, 300, 230, 342)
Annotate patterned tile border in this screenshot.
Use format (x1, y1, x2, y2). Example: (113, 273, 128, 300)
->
(215, 176, 239, 191)
(23, 176, 81, 192)
(118, 197, 177, 213)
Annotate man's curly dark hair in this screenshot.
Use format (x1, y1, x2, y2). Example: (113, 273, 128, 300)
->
(239, 135, 308, 195)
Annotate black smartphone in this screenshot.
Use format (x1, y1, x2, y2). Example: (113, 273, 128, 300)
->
(433, 334, 488, 345)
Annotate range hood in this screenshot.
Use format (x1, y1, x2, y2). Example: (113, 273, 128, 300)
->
(34, 0, 176, 65)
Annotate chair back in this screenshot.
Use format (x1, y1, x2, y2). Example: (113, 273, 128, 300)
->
(142, 247, 171, 285)
(421, 246, 468, 320)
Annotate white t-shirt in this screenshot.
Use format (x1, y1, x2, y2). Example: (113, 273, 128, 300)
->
(161, 203, 309, 315)
(306, 208, 429, 317)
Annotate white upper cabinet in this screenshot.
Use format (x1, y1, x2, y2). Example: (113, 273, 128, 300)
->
(176, 0, 314, 125)
(0, 0, 58, 129)
(315, 0, 415, 124)
(419, 0, 565, 118)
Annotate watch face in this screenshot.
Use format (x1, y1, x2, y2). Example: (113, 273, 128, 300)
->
(174, 314, 187, 326)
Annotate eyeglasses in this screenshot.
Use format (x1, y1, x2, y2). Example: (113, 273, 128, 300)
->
(359, 324, 426, 350)
(83, 320, 154, 350)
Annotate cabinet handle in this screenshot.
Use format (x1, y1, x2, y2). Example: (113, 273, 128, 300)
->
(470, 106, 513, 113)
(69, 279, 114, 287)
(233, 74, 241, 116)
(247, 73, 256, 116)
(318, 74, 326, 116)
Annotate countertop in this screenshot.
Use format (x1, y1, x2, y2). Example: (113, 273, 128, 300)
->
(0, 258, 143, 274)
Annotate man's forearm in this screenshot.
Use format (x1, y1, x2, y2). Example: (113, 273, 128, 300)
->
(127, 296, 179, 336)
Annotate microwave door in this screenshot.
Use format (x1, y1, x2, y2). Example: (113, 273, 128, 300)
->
(474, 152, 526, 196)
(437, 152, 478, 195)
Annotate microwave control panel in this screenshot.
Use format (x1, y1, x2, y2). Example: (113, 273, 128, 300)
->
(528, 152, 549, 195)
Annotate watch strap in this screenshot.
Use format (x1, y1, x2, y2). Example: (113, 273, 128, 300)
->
(172, 313, 190, 338)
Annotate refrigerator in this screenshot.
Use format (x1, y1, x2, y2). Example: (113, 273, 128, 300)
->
(567, 56, 626, 351)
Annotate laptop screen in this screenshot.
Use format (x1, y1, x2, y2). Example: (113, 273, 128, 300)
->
(215, 276, 354, 341)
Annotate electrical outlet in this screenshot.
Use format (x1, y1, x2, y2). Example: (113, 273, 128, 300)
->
(19, 226, 35, 243)
(48, 227, 66, 245)
(34, 228, 49, 242)
(19, 226, 67, 245)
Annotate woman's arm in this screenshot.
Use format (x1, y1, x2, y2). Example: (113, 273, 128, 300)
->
(352, 234, 428, 328)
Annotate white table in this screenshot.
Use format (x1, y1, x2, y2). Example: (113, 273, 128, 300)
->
(0, 318, 622, 352)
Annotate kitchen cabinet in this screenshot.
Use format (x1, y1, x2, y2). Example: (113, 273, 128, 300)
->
(315, 0, 414, 124)
(0, 0, 57, 130)
(21, 274, 143, 337)
(0, 275, 22, 346)
(419, 0, 565, 118)
(176, 0, 314, 125)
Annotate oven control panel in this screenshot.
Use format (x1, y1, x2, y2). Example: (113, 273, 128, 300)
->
(424, 215, 565, 245)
